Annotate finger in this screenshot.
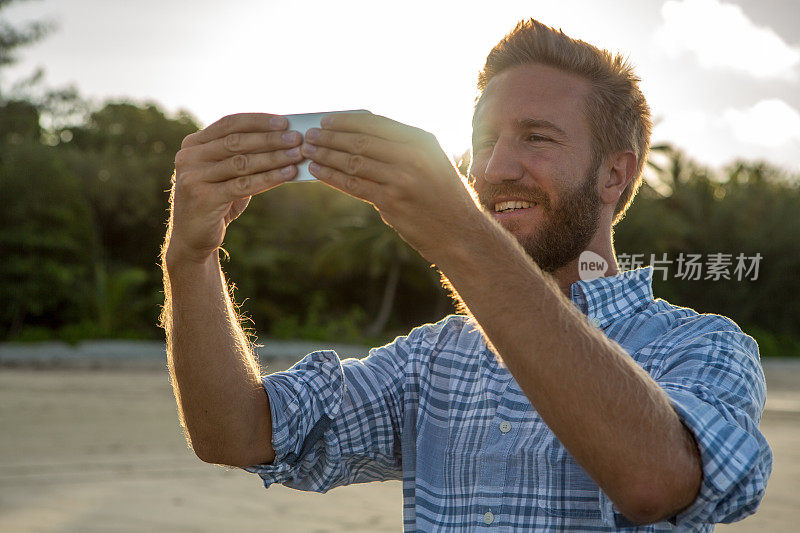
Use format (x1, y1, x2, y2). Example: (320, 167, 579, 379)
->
(182, 113, 289, 148)
(304, 127, 406, 164)
(203, 147, 304, 183)
(320, 112, 425, 144)
(223, 165, 298, 201)
(200, 130, 302, 162)
(301, 143, 396, 184)
(308, 162, 381, 204)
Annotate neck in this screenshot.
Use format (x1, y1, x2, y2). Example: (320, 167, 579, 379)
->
(549, 228, 619, 297)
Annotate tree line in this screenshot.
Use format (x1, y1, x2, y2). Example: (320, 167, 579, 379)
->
(2, 93, 799, 357)
(1, 2, 798, 355)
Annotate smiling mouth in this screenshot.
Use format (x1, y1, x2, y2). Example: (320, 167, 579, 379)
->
(493, 200, 536, 213)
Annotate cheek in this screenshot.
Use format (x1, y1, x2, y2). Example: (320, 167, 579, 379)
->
(519, 155, 565, 193)
(520, 149, 561, 174)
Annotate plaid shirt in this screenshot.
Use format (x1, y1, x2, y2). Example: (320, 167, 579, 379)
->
(245, 266, 772, 531)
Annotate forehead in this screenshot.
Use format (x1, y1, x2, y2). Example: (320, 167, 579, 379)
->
(474, 63, 592, 138)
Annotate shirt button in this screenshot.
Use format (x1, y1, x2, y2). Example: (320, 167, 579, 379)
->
(483, 511, 495, 524)
(589, 316, 602, 328)
(499, 421, 511, 433)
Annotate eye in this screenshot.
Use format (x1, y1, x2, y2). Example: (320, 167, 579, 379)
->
(526, 133, 552, 143)
(474, 138, 496, 151)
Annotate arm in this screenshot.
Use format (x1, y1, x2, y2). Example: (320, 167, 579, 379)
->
(244, 338, 410, 491)
(161, 113, 303, 467)
(429, 217, 702, 524)
(162, 251, 273, 467)
(300, 114, 701, 523)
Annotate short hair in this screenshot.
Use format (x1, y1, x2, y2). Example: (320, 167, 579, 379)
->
(477, 19, 652, 225)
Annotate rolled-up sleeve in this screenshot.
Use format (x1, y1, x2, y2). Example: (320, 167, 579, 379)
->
(244, 335, 411, 493)
(658, 327, 772, 526)
(599, 321, 773, 528)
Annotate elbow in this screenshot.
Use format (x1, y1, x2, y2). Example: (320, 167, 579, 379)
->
(190, 435, 274, 468)
(615, 492, 674, 525)
(614, 473, 701, 525)
(186, 431, 239, 466)
(616, 433, 703, 525)
(190, 439, 230, 466)
(192, 444, 249, 467)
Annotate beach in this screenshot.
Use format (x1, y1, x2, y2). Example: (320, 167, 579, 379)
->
(0, 344, 797, 532)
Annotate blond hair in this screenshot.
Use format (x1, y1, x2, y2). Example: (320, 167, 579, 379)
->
(477, 19, 652, 225)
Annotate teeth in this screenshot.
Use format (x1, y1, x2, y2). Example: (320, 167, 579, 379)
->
(494, 200, 533, 212)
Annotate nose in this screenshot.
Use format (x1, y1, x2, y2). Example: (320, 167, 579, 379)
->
(480, 138, 523, 184)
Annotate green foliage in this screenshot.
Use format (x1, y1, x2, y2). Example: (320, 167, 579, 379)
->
(0, 130, 96, 337)
(0, 94, 199, 340)
(269, 291, 367, 344)
(220, 179, 450, 344)
(745, 326, 800, 359)
(52, 102, 198, 339)
(0, 99, 40, 141)
(615, 147, 800, 351)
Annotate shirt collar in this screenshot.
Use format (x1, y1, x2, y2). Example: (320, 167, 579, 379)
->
(568, 266, 655, 328)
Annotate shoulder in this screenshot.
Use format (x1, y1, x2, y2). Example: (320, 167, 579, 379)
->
(358, 314, 479, 365)
(395, 313, 482, 350)
(625, 298, 762, 386)
(637, 300, 766, 408)
(643, 299, 758, 359)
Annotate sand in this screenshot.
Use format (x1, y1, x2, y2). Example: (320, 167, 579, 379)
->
(1, 357, 797, 532)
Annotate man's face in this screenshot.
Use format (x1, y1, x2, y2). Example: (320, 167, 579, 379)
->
(470, 64, 602, 273)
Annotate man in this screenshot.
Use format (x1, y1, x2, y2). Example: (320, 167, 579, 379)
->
(161, 19, 771, 531)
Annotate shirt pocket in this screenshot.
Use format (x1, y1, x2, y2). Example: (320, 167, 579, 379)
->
(536, 434, 603, 519)
(416, 420, 450, 483)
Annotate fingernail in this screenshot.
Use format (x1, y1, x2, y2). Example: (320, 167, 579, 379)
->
(309, 162, 320, 173)
(321, 116, 333, 128)
(286, 147, 301, 158)
(270, 116, 287, 128)
(302, 143, 316, 154)
(306, 128, 320, 141)
(283, 131, 299, 143)
(281, 165, 294, 176)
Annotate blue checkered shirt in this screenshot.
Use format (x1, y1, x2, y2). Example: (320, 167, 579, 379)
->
(245, 266, 772, 531)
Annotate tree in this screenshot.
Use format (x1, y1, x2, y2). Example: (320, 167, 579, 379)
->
(0, 0, 50, 65)
(54, 102, 198, 338)
(311, 212, 431, 338)
(0, 117, 96, 338)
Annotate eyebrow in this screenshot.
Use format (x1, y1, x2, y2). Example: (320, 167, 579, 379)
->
(472, 117, 569, 143)
(514, 118, 568, 138)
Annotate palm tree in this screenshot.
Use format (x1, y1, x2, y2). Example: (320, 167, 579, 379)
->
(311, 211, 428, 338)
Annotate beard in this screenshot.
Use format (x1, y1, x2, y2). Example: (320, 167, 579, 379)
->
(435, 164, 602, 364)
(513, 169, 601, 273)
(477, 162, 602, 273)
(440, 162, 603, 318)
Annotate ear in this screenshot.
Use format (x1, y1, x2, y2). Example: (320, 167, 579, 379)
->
(598, 151, 637, 206)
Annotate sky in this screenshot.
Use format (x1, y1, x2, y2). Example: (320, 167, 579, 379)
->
(3, 0, 800, 173)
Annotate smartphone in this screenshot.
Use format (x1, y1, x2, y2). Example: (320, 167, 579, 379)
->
(284, 109, 371, 181)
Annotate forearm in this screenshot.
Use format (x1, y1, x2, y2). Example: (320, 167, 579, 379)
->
(162, 249, 273, 466)
(437, 212, 700, 523)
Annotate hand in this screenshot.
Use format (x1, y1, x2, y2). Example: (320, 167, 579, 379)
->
(301, 113, 481, 265)
(166, 113, 304, 265)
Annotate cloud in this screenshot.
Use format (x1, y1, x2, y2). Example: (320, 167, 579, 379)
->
(724, 99, 800, 147)
(655, 0, 800, 80)
(653, 102, 800, 172)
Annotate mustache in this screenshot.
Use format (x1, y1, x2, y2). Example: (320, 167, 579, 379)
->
(474, 181, 551, 210)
